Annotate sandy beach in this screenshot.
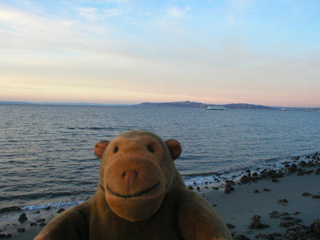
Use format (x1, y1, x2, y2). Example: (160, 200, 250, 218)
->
(203, 172, 320, 239)
(1, 155, 319, 240)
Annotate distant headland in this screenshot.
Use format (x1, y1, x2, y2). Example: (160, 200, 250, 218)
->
(0, 100, 319, 111)
(134, 101, 320, 111)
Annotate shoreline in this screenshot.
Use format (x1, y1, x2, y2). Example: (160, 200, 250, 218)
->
(1, 153, 319, 240)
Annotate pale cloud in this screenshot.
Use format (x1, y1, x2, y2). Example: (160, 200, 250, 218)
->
(168, 6, 190, 18)
(75, 7, 99, 20)
(104, 8, 122, 17)
(0, 5, 77, 50)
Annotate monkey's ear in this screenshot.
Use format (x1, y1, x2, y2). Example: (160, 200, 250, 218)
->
(165, 139, 182, 161)
(94, 140, 110, 159)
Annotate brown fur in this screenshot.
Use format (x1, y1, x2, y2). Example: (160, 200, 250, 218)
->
(35, 130, 232, 240)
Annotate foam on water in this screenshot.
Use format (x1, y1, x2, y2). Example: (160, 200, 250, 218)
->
(21, 200, 84, 211)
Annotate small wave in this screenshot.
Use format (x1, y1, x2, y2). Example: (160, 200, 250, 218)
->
(0, 206, 22, 213)
(22, 200, 84, 211)
(67, 127, 118, 131)
(182, 171, 223, 178)
(0, 190, 90, 202)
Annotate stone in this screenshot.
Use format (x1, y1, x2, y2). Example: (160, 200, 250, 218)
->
(233, 234, 250, 240)
(310, 219, 320, 234)
(225, 180, 235, 186)
(18, 213, 27, 223)
(269, 210, 279, 218)
(312, 195, 320, 199)
(284, 224, 309, 240)
(249, 216, 269, 230)
(263, 188, 271, 192)
(36, 218, 46, 223)
(240, 175, 250, 184)
(253, 189, 259, 193)
(226, 223, 235, 229)
(280, 222, 295, 228)
(271, 232, 282, 237)
(297, 168, 304, 176)
(277, 199, 288, 204)
(303, 232, 320, 240)
(288, 164, 298, 174)
(6, 233, 12, 238)
(255, 233, 275, 240)
(57, 208, 65, 213)
(251, 215, 261, 220)
(299, 161, 307, 167)
(279, 218, 302, 228)
(282, 216, 294, 221)
(302, 192, 312, 197)
(224, 183, 235, 194)
(280, 212, 289, 216)
(17, 228, 25, 233)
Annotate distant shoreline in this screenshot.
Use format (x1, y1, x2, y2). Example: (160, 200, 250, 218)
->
(1, 100, 319, 111)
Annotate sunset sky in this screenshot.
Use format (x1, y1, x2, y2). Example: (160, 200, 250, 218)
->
(0, 0, 319, 107)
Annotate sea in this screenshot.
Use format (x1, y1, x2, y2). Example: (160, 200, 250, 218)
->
(0, 104, 319, 217)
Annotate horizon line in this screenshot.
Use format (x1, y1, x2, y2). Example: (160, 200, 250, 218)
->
(0, 100, 319, 109)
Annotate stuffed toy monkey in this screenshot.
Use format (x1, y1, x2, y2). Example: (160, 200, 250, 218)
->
(35, 130, 232, 240)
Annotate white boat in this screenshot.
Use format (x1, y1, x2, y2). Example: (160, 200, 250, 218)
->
(206, 106, 227, 110)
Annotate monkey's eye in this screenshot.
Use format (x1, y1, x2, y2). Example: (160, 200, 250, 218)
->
(147, 145, 155, 153)
(113, 146, 119, 153)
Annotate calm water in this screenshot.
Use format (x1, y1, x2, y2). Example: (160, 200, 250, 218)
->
(0, 105, 319, 211)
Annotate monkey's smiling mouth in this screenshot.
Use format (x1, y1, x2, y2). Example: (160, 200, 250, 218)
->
(107, 182, 160, 199)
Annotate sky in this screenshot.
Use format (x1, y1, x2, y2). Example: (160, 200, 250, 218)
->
(0, 0, 319, 107)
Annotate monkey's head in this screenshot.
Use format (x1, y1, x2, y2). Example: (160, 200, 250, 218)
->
(94, 130, 182, 222)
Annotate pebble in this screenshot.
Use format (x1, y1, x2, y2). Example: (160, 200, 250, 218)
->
(249, 215, 269, 230)
(0, 233, 12, 239)
(36, 218, 46, 223)
(277, 199, 288, 204)
(18, 213, 27, 223)
(57, 208, 65, 214)
(17, 228, 25, 233)
(226, 223, 235, 230)
(233, 234, 250, 240)
(269, 210, 279, 219)
(255, 233, 275, 240)
(224, 183, 235, 194)
(302, 192, 312, 197)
